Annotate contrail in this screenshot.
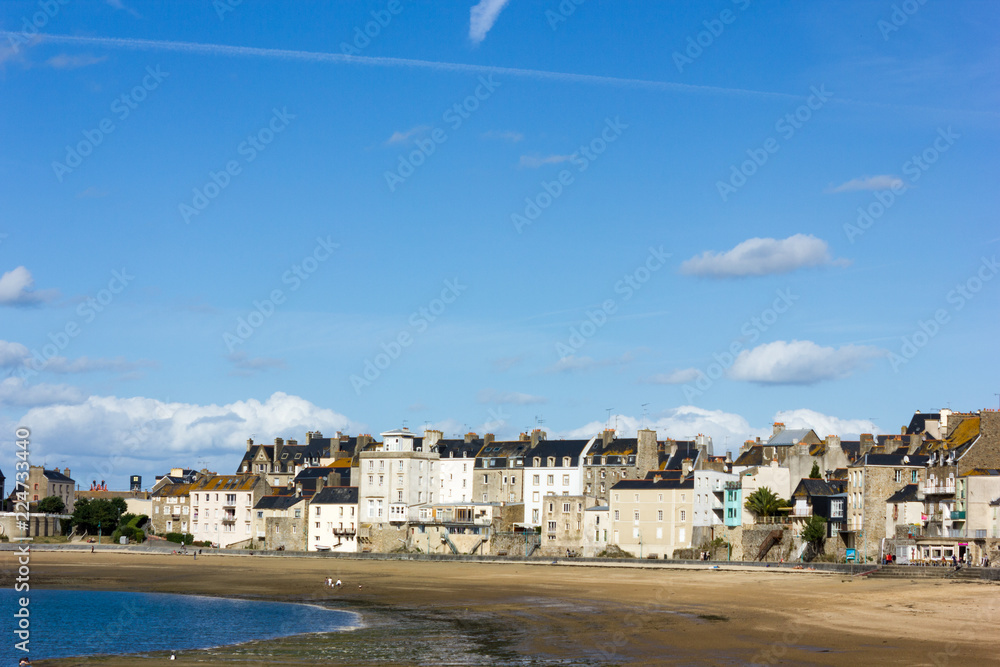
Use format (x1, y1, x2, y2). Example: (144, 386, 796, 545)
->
(17, 32, 800, 101)
(9, 32, 997, 118)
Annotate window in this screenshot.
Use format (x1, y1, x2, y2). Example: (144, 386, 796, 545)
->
(679, 510, 686, 522)
(368, 460, 374, 471)
(563, 503, 571, 512)
(562, 475, 569, 486)
(911, 470, 918, 483)
(483, 474, 489, 484)
(894, 470, 902, 483)
(656, 527, 662, 539)
(614, 510, 620, 520)
(533, 474, 540, 485)
(657, 510, 663, 521)
(547, 475, 554, 485)
(532, 509, 539, 522)
(257, 511, 264, 519)
(378, 475, 384, 487)
(633, 510, 639, 522)
(532, 491, 540, 502)
(548, 521, 557, 531)
(294, 509, 301, 518)
(548, 502, 554, 512)
(634, 494, 639, 502)
(657, 493, 663, 502)
(368, 475, 373, 486)
(613, 493, 619, 502)
(379, 460, 385, 470)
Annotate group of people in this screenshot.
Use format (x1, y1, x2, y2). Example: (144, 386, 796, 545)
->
(325, 577, 343, 588)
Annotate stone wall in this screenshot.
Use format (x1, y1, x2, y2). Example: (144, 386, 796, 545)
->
(959, 411, 1000, 474)
(741, 526, 793, 562)
(263, 516, 306, 551)
(359, 522, 408, 553)
(490, 532, 540, 557)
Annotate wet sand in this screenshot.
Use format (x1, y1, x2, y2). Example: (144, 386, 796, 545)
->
(7, 550, 999, 665)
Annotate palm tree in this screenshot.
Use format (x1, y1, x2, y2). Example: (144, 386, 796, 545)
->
(744, 487, 785, 519)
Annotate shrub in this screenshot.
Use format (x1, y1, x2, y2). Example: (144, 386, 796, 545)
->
(164, 532, 195, 545)
(597, 544, 635, 559)
(38, 496, 66, 514)
(133, 529, 145, 543)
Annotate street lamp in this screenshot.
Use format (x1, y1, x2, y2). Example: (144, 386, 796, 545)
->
(98, 520, 101, 545)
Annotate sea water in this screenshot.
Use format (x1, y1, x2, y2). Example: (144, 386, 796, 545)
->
(0, 588, 357, 661)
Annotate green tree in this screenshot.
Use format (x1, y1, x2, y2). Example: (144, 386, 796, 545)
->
(802, 514, 827, 545)
(743, 487, 787, 519)
(809, 462, 822, 479)
(69, 498, 126, 535)
(37, 496, 66, 514)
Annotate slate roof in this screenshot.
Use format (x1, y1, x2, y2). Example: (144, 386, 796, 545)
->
(190, 475, 262, 492)
(253, 494, 305, 510)
(733, 446, 765, 467)
(767, 429, 818, 446)
(886, 484, 921, 503)
(791, 478, 845, 499)
(153, 483, 192, 498)
(525, 439, 592, 467)
(436, 440, 483, 459)
(852, 453, 929, 468)
(587, 437, 638, 458)
(311, 486, 359, 505)
(660, 441, 699, 471)
(293, 467, 337, 481)
(906, 412, 941, 435)
(612, 476, 694, 490)
(43, 470, 74, 482)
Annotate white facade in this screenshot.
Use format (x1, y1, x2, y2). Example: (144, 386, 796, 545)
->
(360, 429, 438, 523)
(692, 470, 737, 528)
(192, 485, 255, 548)
(309, 497, 359, 553)
(523, 438, 596, 527)
(740, 461, 792, 525)
(439, 454, 475, 503)
(582, 505, 610, 557)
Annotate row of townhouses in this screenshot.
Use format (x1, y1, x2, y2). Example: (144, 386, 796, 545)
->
(140, 408, 1000, 565)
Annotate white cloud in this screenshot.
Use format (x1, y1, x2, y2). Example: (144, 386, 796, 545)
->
(728, 340, 883, 384)
(773, 408, 877, 439)
(16, 392, 361, 486)
(519, 154, 574, 168)
(0, 377, 85, 407)
(679, 234, 847, 278)
(483, 130, 523, 143)
(469, 0, 510, 44)
(0, 340, 30, 367)
(828, 175, 904, 193)
(645, 368, 701, 385)
(477, 388, 547, 405)
(46, 54, 108, 69)
(0, 266, 60, 306)
(106, 0, 141, 18)
(383, 125, 430, 145)
(556, 405, 761, 455)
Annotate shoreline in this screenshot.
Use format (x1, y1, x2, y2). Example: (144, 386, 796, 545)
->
(6, 550, 1000, 665)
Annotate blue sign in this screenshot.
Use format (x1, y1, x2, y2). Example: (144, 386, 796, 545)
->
(846, 548, 857, 562)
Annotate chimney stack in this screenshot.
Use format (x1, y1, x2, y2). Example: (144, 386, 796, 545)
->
(247, 437, 254, 452)
(316, 476, 325, 494)
(484, 433, 495, 445)
(773, 422, 786, 436)
(860, 433, 875, 455)
(464, 431, 478, 444)
(602, 429, 615, 447)
(64, 468, 70, 480)
(530, 429, 546, 446)
(274, 437, 284, 465)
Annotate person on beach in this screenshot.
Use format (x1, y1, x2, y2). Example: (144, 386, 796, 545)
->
(335, 579, 342, 587)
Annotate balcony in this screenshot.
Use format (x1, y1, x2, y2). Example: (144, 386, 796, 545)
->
(950, 511, 966, 521)
(922, 484, 955, 495)
(221, 514, 237, 523)
(790, 508, 813, 518)
(333, 527, 356, 536)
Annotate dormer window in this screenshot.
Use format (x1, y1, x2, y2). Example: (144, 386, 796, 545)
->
(547, 457, 555, 467)
(533, 457, 540, 467)
(562, 457, 570, 467)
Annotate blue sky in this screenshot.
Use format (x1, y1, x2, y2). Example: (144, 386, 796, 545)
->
(1, 0, 997, 489)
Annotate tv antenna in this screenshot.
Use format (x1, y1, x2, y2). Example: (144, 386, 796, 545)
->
(606, 407, 614, 430)
(641, 403, 649, 428)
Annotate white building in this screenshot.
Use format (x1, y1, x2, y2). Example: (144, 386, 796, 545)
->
(523, 437, 596, 527)
(190, 475, 268, 548)
(308, 486, 359, 553)
(359, 428, 438, 523)
(582, 504, 610, 557)
(434, 438, 481, 503)
(692, 470, 738, 529)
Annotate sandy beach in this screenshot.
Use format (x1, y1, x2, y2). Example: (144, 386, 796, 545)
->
(7, 550, 999, 666)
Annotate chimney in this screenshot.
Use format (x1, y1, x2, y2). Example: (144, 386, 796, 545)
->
(695, 433, 713, 457)
(637, 429, 657, 477)
(247, 437, 254, 452)
(306, 431, 314, 443)
(295, 482, 302, 498)
(54, 467, 60, 473)
(64, 468, 70, 480)
(356, 434, 372, 451)
(464, 431, 478, 444)
(274, 437, 284, 465)
(530, 429, 546, 446)
(773, 422, 786, 436)
(483, 433, 495, 445)
(602, 429, 615, 447)
(519, 432, 529, 442)
(316, 476, 325, 494)
(287, 439, 297, 446)
(682, 458, 693, 476)
(860, 433, 875, 455)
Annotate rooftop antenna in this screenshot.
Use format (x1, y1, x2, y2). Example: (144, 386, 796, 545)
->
(535, 415, 545, 427)
(402, 419, 408, 430)
(606, 407, 613, 430)
(641, 403, 649, 429)
(868, 418, 878, 434)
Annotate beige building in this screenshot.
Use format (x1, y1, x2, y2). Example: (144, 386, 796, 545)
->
(582, 504, 610, 556)
(359, 428, 438, 524)
(190, 474, 269, 548)
(610, 474, 694, 559)
(253, 492, 308, 551)
(27, 466, 75, 510)
(539, 494, 596, 556)
(582, 429, 660, 505)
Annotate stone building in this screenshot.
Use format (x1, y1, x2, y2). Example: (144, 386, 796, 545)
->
(238, 431, 370, 489)
(26, 466, 75, 510)
(582, 429, 660, 505)
(150, 482, 192, 536)
(539, 494, 597, 556)
(846, 453, 927, 561)
(254, 492, 308, 551)
(472, 435, 533, 506)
